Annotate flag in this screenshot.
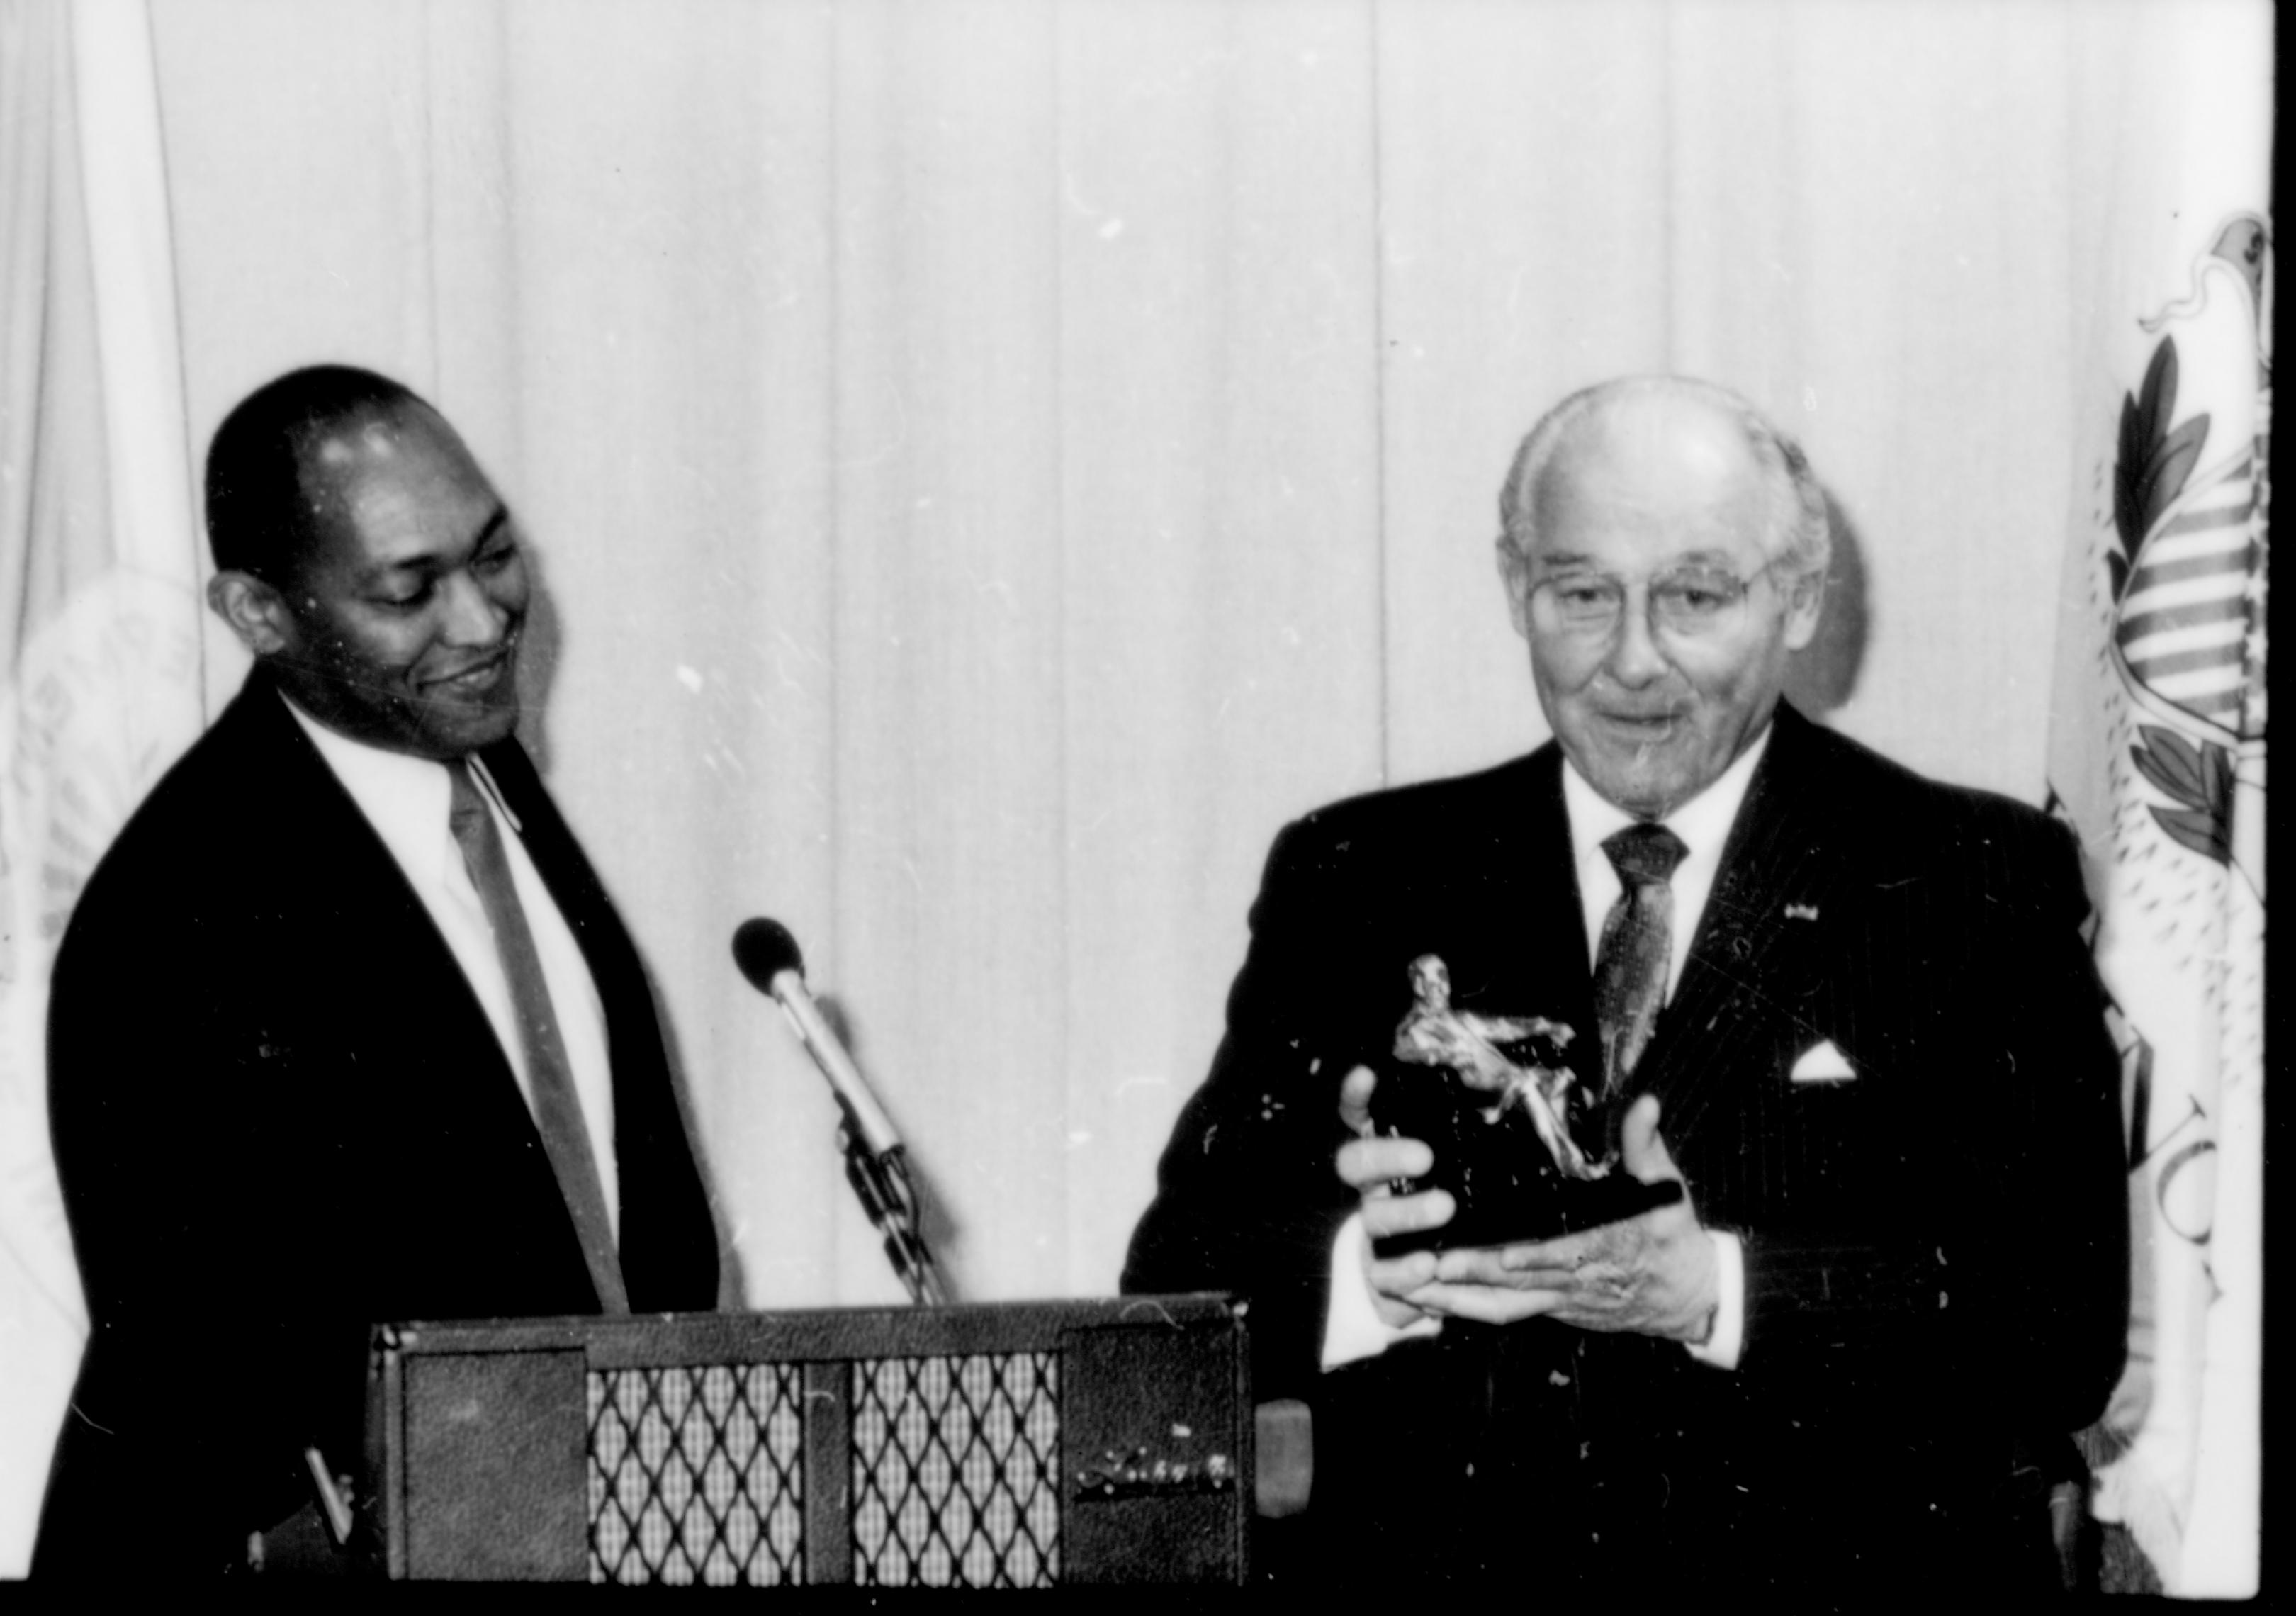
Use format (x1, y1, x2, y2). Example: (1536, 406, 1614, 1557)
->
(2046, 2, 2268, 1596)
(0, 0, 213, 1575)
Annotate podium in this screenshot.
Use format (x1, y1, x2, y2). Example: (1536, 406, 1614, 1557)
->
(361, 1294, 1251, 1586)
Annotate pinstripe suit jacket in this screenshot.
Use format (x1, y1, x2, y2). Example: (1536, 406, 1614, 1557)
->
(1122, 702, 2127, 1592)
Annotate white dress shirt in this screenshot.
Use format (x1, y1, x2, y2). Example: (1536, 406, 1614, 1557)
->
(283, 695, 621, 1239)
(1322, 724, 1776, 1371)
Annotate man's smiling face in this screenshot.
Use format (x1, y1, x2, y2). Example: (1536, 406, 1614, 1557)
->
(1500, 392, 1821, 819)
(271, 403, 531, 758)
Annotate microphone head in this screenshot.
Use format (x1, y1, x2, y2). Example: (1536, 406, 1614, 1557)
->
(732, 917, 805, 991)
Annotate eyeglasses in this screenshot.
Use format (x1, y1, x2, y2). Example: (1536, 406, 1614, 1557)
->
(1527, 561, 1782, 639)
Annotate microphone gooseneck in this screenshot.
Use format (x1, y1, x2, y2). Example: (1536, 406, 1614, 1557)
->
(731, 920, 902, 1160)
(731, 917, 947, 1306)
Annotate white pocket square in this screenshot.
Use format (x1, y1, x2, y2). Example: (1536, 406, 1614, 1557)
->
(1789, 1040, 1856, 1082)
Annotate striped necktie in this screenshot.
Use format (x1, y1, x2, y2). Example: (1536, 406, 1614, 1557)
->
(1592, 821, 1689, 1101)
(447, 758, 629, 1314)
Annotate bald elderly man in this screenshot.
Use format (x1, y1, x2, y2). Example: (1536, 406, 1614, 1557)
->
(1124, 377, 2127, 1594)
(36, 366, 719, 1576)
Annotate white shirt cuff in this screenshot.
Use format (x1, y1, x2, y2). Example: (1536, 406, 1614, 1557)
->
(1683, 1228, 1745, 1369)
(1320, 1212, 1442, 1371)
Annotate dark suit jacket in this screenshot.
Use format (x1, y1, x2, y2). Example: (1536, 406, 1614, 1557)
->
(35, 668, 719, 1576)
(1123, 703, 2127, 1593)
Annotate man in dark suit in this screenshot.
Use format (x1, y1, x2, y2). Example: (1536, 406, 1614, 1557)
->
(1123, 376, 2127, 1593)
(35, 366, 719, 1576)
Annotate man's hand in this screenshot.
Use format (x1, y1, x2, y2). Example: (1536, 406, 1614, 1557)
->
(1411, 1094, 1720, 1340)
(1334, 1065, 1453, 1330)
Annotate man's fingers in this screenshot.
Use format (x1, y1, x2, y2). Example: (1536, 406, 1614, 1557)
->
(1494, 1233, 1594, 1272)
(1434, 1245, 1585, 1291)
(1408, 1281, 1563, 1327)
(1430, 1246, 1516, 1286)
(1336, 1064, 1378, 1134)
(1619, 1092, 1679, 1184)
(1361, 1186, 1453, 1240)
(1337, 1134, 1431, 1190)
(1497, 1247, 1594, 1286)
(1365, 1247, 1439, 1300)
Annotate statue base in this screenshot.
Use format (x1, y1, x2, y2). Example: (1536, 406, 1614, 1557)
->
(1368, 1065, 1682, 1258)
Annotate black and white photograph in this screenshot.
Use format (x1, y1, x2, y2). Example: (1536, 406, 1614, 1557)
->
(0, 0, 2266, 1593)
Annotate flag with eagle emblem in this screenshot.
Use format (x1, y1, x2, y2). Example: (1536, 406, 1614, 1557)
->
(2045, 2, 2267, 1595)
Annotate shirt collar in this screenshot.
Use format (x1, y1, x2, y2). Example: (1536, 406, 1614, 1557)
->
(279, 692, 458, 890)
(1560, 717, 1774, 872)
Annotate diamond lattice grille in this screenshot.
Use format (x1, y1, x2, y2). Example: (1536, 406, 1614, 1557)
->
(588, 1364, 806, 1585)
(849, 1352, 1062, 1586)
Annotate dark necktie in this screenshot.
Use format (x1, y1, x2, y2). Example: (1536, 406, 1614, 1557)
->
(447, 759, 630, 1314)
(1592, 821, 1690, 1101)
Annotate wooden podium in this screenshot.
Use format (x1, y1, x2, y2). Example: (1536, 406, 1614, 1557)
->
(359, 1294, 1251, 1586)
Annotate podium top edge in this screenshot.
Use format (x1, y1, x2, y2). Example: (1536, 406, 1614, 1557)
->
(373, 1292, 1246, 1366)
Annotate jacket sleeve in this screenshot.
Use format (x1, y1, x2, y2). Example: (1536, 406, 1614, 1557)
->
(1120, 817, 1369, 1403)
(1961, 811, 2129, 1428)
(42, 889, 339, 1572)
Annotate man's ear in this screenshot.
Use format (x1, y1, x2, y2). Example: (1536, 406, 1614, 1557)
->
(1781, 565, 1826, 653)
(207, 570, 298, 658)
(1495, 539, 1534, 640)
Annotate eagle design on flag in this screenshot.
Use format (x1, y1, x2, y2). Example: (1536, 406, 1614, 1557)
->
(2064, 209, 2269, 1597)
(2105, 218, 2268, 883)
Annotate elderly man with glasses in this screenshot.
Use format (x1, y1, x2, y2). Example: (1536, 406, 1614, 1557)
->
(1124, 376, 2127, 1596)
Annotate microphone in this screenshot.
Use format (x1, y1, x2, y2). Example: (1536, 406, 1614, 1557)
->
(732, 918, 904, 1160)
(733, 917, 947, 1306)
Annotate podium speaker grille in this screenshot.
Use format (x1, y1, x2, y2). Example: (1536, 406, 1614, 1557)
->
(367, 1296, 1249, 1584)
(848, 1352, 1062, 1586)
(589, 1363, 806, 1584)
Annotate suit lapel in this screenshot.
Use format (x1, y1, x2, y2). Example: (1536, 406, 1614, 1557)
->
(241, 686, 570, 1162)
(476, 733, 714, 1311)
(1510, 748, 1599, 1038)
(1429, 748, 1598, 1043)
(477, 738, 631, 1004)
(217, 674, 711, 1313)
(1629, 707, 1854, 1148)
(1520, 747, 1594, 984)
(475, 739, 656, 1116)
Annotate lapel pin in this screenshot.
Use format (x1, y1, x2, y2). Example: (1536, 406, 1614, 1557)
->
(1784, 903, 1819, 921)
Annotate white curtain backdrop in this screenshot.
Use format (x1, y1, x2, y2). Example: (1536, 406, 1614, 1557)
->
(142, 0, 2107, 1311)
(0, 0, 2266, 1583)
